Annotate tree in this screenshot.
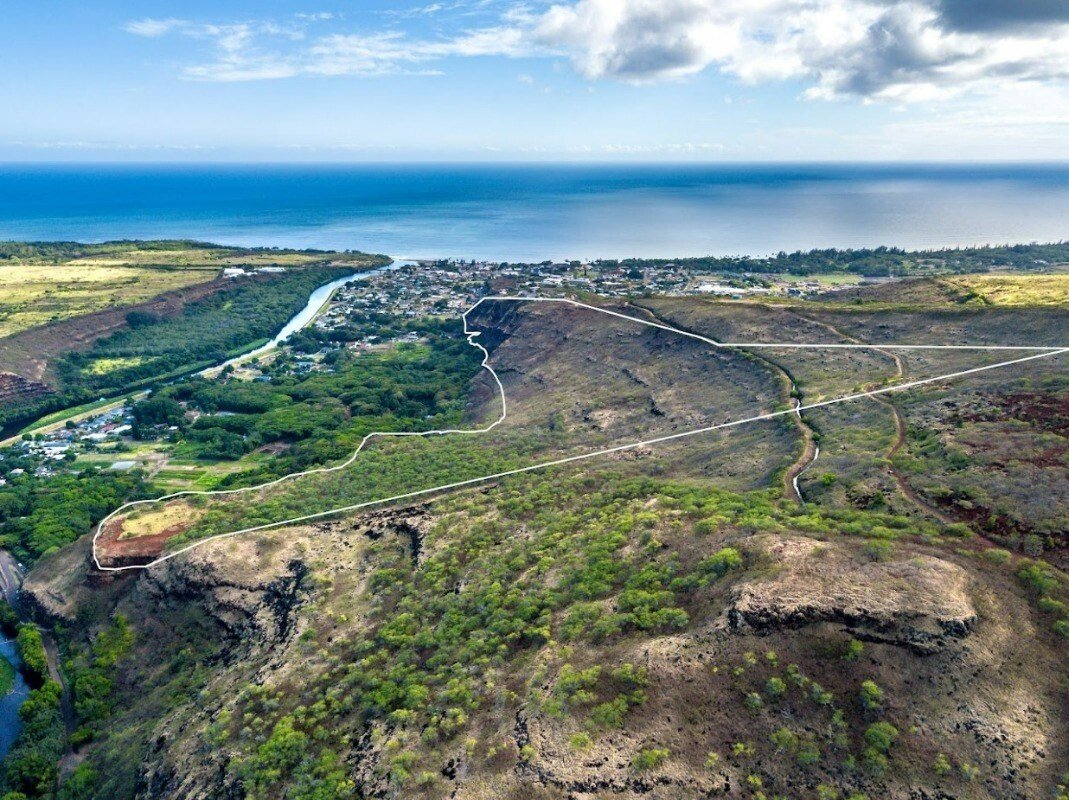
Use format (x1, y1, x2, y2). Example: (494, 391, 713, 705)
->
(864, 722, 899, 753)
(859, 680, 883, 711)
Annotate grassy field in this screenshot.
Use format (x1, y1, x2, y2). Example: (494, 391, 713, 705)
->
(0, 240, 348, 267)
(0, 263, 217, 338)
(120, 501, 200, 539)
(0, 239, 388, 339)
(943, 274, 1069, 306)
(810, 272, 1069, 309)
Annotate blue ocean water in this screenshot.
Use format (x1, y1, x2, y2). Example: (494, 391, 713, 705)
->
(0, 163, 1067, 261)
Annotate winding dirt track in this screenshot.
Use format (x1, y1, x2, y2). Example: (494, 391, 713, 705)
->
(787, 310, 956, 523)
(630, 303, 816, 504)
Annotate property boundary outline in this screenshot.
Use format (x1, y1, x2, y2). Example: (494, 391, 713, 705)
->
(92, 296, 1069, 571)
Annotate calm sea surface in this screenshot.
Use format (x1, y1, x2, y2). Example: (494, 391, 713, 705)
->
(1, 163, 1067, 261)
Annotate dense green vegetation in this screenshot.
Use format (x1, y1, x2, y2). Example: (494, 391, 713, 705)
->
(0, 656, 14, 698)
(1, 623, 66, 799)
(0, 240, 360, 266)
(67, 616, 135, 747)
(15, 628, 48, 688)
(2, 680, 65, 797)
(137, 318, 483, 479)
(0, 468, 147, 567)
(0, 243, 386, 431)
(0, 240, 222, 264)
(598, 241, 1069, 277)
(55, 266, 349, 395)
(218, 475, 941, 793)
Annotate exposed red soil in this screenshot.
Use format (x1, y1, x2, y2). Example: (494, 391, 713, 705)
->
(959, 391, 1069, 436)
(95, 515, 192, 568)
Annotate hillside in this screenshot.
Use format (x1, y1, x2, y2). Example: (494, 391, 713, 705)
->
(10, 282, 1067, 800)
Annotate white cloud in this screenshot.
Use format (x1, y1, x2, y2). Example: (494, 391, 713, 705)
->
(123, 18, 187, 38)
(526, 0, 1069, 100)
(122, 0, 1069, 101)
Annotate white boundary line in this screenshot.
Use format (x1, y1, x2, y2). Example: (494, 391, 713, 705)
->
(92, 296, 1068, 571)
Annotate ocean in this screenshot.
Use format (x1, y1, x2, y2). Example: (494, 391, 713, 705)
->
(1, 163, 1067, 261)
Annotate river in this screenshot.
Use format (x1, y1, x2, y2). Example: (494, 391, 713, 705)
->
(0, 260, 408, 755)
(0, 637, 29, 760)
(203, 259, 406, 375)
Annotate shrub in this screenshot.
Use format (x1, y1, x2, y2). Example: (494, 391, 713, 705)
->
(1038, 596, 1066, 614)
(811, 682, 834, 706)
(933, 753, 951, 776)
(863, 722, 899, 753)
(943, 523, 972, 538)
(569, 732, 593, 751)
(770, 727, 798, 753)
(698, 547, 744, 580)
(631, 747, 669, 772)
(797, 739, 821, 767)
(731, 741, 755, 758)
(0, 600, 19, 637)
(862, 540, 893, 562)
(16, 626, 49, 686)
(859, 680, 883, 711)
(860, 747, 888, 776)
(983, 548, 1012, 565)
(842, 638, 864, 661)
(58, 762, 98, 800)
(765, 677, 786, 697)
(983, 547, 1009, 564)
(610, 663, 648, 687)
(555, 664, 601, 707)
(1017, 561, 1059, 595)
(590, 697, 629, 728)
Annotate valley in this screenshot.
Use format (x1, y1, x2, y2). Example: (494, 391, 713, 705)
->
(0, 242, 1065, 800)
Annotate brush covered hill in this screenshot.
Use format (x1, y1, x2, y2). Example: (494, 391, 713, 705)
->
(16, 289, 1069, 800)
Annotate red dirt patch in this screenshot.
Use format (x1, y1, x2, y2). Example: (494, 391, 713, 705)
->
(961, 391, 1069, 437)
(96, 515, 192, 569)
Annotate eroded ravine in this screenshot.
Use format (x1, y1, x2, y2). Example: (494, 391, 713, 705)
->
(627, 302, 816, 504)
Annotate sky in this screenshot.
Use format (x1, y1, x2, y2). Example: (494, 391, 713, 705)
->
(2, 0, 1068, 162)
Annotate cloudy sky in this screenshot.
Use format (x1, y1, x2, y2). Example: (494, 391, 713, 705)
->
(2, 0, 1067, 160)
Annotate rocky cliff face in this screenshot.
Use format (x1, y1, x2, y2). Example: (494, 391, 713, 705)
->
(727, 535, 977, 654)
(18, 494, 1069, 800)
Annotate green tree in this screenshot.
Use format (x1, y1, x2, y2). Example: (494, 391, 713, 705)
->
(859, 680, 883, 711)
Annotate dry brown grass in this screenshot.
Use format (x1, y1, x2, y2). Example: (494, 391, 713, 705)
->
(0, 263, 215, 337)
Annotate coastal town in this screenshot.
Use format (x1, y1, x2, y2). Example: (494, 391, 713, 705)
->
(314, 257, 870, 331)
